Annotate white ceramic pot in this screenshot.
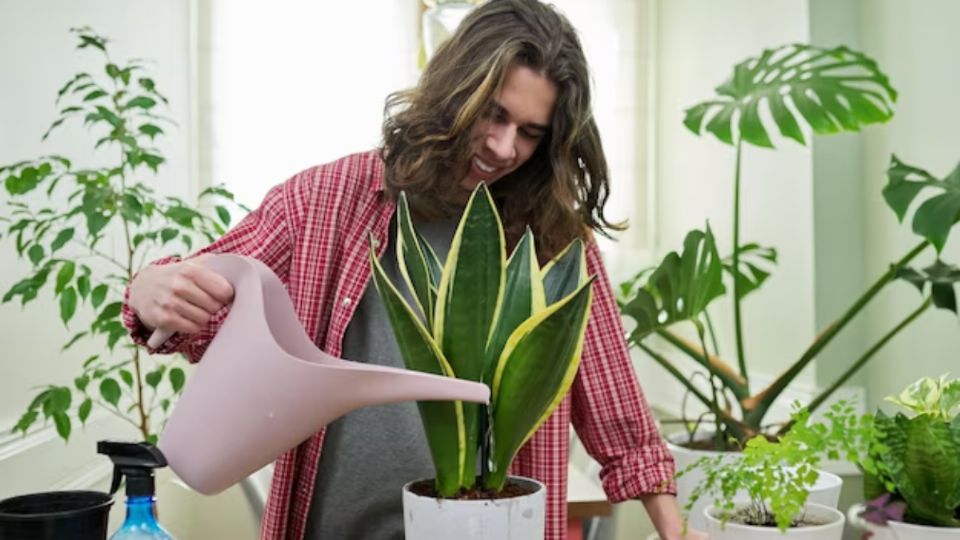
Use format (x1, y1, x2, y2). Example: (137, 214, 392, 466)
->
(402, 476, 545, 540)
(888, 520, 960, 539)
(704, 502, 845, 540)
(668, 432, 843, 530)
(848, 503, 960, 540)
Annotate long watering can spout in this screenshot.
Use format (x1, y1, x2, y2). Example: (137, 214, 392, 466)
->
(153, 254, 489, 495)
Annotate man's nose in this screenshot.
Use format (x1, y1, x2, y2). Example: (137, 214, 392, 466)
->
(486, 124, 517, 161)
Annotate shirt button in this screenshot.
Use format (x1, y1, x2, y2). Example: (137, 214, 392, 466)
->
(342, 297, 352, 307)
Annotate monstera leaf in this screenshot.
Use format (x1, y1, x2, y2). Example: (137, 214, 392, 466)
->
(684, 43, 897, 148)
(722, 243, 777, 300)
(620, 226, 725, 340)
(897, 259, 960, 314)
(884, 155, 960, 253)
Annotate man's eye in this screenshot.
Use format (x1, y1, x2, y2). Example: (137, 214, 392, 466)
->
(521, 129, 544, 140)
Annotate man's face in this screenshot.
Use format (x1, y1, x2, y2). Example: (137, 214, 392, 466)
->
(459, 64, 557, 195)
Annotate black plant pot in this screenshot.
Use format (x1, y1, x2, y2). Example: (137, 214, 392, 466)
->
(0, 490, 113, 540)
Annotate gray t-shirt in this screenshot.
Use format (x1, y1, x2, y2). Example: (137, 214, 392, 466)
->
(304, 215, 459, 540)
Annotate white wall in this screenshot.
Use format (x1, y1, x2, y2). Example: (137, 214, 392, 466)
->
(641, 0, 960, 416)
(0, 1, 256, 537)
(859, 0, 960, 408)
(638, 0, 817, 418)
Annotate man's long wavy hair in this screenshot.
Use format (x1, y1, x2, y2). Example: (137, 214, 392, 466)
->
(380, 0, 624, 260)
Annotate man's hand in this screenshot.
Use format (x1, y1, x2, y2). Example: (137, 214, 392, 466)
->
(639, 493, 709, 540)
(128, 253, 234, 334)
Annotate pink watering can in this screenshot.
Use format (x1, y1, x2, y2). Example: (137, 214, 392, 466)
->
(148, 254, 489, 495)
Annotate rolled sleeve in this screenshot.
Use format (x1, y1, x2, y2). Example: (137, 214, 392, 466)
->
(572, 241, 677, 502)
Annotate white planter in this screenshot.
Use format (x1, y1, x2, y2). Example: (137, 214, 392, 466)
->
(848, 504, 960, 540)
(668, 432, 843, 530)
(704, 502, 845, 540)
(402, 477, 545, 540)
(889, 520, 960, 539)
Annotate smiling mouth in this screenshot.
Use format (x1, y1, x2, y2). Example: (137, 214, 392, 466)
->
(473, 156, 502, 178)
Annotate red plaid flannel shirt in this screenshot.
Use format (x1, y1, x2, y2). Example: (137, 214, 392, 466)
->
(122, 150, 675, 540)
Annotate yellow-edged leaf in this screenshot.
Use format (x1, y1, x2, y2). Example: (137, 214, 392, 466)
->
(395, 193, 436, 327)
(368, 240, 466, 495)
(542, 238, 585, 305)
(486, 276, 595, 489)
(432, 184, 505, 486)
(484, 228, 544, 385)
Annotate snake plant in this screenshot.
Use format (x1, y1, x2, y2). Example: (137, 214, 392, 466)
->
(368, 183, 594, 495)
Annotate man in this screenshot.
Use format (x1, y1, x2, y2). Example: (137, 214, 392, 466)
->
(124, 1, 707, 538)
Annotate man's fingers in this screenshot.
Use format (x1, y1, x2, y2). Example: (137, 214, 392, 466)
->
(152, 309, 202, 334)
(170, 296, 212, 327)
(170, 273, 224, 314)
(185, 258, 234, 304)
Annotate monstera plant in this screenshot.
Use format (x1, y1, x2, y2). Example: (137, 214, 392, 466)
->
(368, 183, 593, 495)
(618, 43, 960, 448)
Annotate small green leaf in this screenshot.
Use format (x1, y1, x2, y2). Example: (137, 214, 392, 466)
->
(98, 301, 122, 322)
(55, 262, 76, 294)
(145, 366, 165, 389)
(215, 206, 231, 227)
(52, 412, 71, 441)
(76, 274, 90, 299)
(78, 398, 93, 424)
(160, 228, 178, 244)
(91, 284, 108, 308)
(50, 228, 75, 252)
(138, 124, 163, 138)
(12, 410, 39, 434)
(82, 354, 99, 368)
(62, 331, 88, 351)
(126, 96, 156, 109)
(75, 374, 90, 392)
(28, 244, 45, 265)
(59, 287, 78, 324)
(169, 367, 186, 393)
(83, 89, 108, 102)
(119, 369, 134, 388)
(94, 106, 121, 127)
(50, 386, 72, 414)
(99, 378, 121, 406)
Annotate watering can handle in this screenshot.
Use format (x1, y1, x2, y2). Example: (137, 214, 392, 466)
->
(147, 328, 175, 349)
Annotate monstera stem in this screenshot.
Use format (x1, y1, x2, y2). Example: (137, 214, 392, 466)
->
(744, 239, 930, 429)
(732, 139, 748, 382)
(777, 297, 932, 436)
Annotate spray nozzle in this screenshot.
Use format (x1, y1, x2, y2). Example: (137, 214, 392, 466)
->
(97, 440, 167, 496)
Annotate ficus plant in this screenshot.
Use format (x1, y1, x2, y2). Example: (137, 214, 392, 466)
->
(1, 28, 244, 444)
(368, 184, 594, 495)
(617, 43, 960, 448)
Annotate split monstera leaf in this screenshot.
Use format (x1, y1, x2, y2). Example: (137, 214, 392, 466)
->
(368, 184, 594, 495)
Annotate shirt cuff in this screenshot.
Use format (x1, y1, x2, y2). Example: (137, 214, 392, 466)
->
(600, 440, 678, 502)
(122, 257, 191, 355)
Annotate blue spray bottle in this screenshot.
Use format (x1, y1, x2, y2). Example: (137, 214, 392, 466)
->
(98, 441, 176, 540)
